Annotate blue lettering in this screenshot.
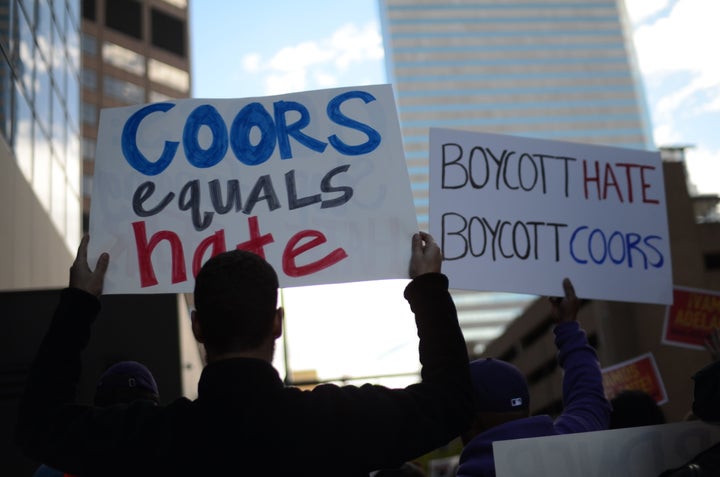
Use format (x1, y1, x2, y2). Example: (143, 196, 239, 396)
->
(588, 228, 607, 264)
(644, 235, 664, 268)
(183, 104, 228, 168)
(607, 231, 626, 265)
(230, 102, 276, 166)
(326, 91, 381, 155)
(570, 226, 588, 264)
(274, 101, 327, 159)
(122, 103, 179, 176)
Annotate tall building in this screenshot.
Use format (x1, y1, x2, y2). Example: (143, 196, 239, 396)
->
(378, 0, 655, 353)
(0, 0, 82, 290)
(80, 0, 191, 227)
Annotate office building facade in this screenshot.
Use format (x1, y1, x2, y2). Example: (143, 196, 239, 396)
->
(378, 0, 655, 352)
(0, 0, 82, 290)
(80, 0, 191, 226)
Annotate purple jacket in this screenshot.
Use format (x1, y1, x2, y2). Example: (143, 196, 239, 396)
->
(456, 320, 611, 477)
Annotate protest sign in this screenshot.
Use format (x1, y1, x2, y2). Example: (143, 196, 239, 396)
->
(663, 286, 720, 350)
(429, 128, 672, 304)
(88, 85, 418, 293)
(493, 421, 720, 477)
(601, 352, 668, 405)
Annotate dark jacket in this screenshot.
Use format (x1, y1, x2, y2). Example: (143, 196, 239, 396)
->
(456, 320, 611, 477)
(16, 273, 473, 477)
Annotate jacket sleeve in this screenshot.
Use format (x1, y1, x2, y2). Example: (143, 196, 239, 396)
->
(15, 288, 100, 469)
(552, 321, 611, 434)
(14, 289, 163, 476)
(304, 273, 474, 470)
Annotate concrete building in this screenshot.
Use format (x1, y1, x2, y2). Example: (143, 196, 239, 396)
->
(481, 148, 720, 423)
(377, 0, 655, 354)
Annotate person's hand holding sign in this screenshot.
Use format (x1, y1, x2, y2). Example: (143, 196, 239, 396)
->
(70, 236, 110, 297)
(549, 278, 579, 323)
(409, 232, 442, 278)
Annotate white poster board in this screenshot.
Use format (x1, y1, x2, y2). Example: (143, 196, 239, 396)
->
(494, 421, 720, 477)
(88, 85, 418, 293)
(429, 128, 672, 304)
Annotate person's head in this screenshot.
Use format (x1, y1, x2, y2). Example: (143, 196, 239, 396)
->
(609, 390, 665, 429)
(462, 358, 530, 443)
(692, 362, 720, 422)
(192, 249, 281, 360)
(94, 361, 160, 406)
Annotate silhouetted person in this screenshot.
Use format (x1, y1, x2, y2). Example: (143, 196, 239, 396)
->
(32, 360, 160, 477)
(16, 233, 473, 477)
(609, 389, 666, 429)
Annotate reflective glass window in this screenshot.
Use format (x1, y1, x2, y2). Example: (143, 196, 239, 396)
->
(14, 83, 33, 183)
(103, 75, 144, 103)
(34, 47, 51, 135)
(102, 41, 145, 75)
(81, 67, 96, 89)
(81, 100, 95, 125)
(18, 5, 34, 98)
(148, 58, 188, 92)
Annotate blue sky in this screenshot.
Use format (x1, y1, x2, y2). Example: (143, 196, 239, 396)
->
(189, 0, 720, 380)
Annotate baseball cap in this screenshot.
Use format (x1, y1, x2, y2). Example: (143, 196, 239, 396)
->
(469, 358, 530, 413)
(94, 361, 160, 406)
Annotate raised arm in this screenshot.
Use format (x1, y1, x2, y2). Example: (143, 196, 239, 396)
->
(551, 278, 611, 433)
(15, 237, 109, 469)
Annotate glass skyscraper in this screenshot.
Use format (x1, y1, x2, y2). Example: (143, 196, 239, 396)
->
(378, 0, 654, 354)
(0, 0, 82, 289)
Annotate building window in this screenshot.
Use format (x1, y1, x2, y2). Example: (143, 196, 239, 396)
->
(102, 41, 145, 75)
(81, 33, 97, 56)
(81, 101, 96, 125)
(103, 75, 144, 103)
(151, 9, 185, 57)
(82, 0, 96, 21)
(81, 137, 96, 159)
(705, 253, 720, 271)
(81, 67, 97, 90)
(105, 0, 142, 39)
(148, 58, 188, 93)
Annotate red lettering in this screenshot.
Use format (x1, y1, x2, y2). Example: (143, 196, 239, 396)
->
(282, 229, 348, 277)
(602, 162, 623, 202)
(132, 220, 187, 288)
(640, 165, 659, 204)
(583, 160, 600, 200)
(615, 163, 642, 203)
(192, 230, 227, 277)
(236, 216, 275, 259)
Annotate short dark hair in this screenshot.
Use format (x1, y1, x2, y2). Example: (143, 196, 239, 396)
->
(609, 390, 666, 429)
(194, 250, 279, 354)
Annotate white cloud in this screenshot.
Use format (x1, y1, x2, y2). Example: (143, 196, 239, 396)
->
(624, 0, 671, 24)
(242, 53, 262, 73)
(685, 145, 720, 195)
(239, 21, 384, 95)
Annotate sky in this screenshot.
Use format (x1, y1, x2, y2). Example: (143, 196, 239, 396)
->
(189, 0, 720, 382)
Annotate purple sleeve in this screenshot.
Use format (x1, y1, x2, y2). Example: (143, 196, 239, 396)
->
(552, 321, 611, 434)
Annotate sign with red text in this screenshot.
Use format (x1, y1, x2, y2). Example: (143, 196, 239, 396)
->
(663, 286, 720, 350)
(88, 85, 418, 293)
(429, 128, 672, 304)
(601, 353, 668, 405)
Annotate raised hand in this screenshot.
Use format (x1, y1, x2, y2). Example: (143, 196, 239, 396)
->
(549, 278, 579, 323)
(69, 236, 109, 297)
(409, 232, 442, 279)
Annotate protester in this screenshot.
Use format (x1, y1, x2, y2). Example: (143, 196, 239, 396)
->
(16, 233, 473, 476)
(455, 278, 611, 477)
(31, 360, 160, 477)
(609, 389, 666, 429)
(658, 329, 720, 476)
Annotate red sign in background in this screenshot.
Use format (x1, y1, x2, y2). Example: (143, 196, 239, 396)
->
(664, 287, 720, 350)
(602, 353, 667, 405)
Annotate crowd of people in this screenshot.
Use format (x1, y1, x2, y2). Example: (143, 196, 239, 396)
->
(14, 233, 720, 476)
